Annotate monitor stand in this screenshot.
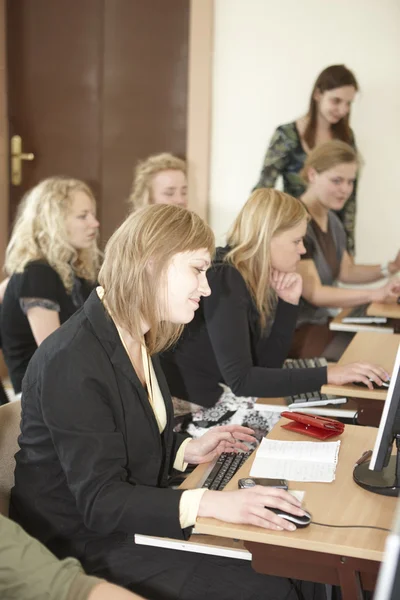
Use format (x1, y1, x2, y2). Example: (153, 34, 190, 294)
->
(353, 435, 400, 497)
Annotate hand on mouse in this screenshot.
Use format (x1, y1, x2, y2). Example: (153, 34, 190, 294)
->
(197, 486, 305, 531)
(327, 362, 390, 390)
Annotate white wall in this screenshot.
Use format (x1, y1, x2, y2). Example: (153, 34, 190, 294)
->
(210, 0, 400, 262)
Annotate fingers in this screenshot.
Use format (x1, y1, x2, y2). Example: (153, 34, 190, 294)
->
(254, 486, 302, 508)
(247, 506, 295, 532)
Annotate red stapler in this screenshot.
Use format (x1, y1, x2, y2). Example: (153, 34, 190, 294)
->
(280, 411, 345, 440)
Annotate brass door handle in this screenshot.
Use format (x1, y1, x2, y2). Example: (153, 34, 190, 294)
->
(11, 135, 35, 185)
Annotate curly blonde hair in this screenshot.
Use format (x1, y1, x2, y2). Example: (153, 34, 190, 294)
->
(5, 177, 101, 292)
(226, 189, 308, 328)
(128, 152, 187, 210)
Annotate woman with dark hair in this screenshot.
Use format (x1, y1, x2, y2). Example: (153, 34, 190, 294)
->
(254, 64, 359, 253)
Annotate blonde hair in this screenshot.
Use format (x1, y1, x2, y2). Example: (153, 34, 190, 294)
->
(99, 204, 214, 354)
(226, 189, 308, 328)
(301, 140, 359, 183)
(128, 152, 187, 210)
(5, 177, 100, 292)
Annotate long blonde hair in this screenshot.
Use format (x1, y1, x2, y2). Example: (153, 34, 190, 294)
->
(5, 177, 100, 292)
(99, 204, 214, 354)
(301, 140, 359, 183)
(128, 153, 187, 210)
(226, 189, 308, 328)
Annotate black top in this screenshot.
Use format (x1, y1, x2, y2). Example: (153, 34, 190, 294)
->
(1, 260, 93, 393)
(10, 290, 190, 559)
(160, 247, 327, 408)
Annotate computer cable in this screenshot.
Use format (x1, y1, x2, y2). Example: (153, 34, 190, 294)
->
(311, 521, 390, 532)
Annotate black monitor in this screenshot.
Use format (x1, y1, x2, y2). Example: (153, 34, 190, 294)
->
(354, 342, 400, 496)
(374, 497, 400, 599)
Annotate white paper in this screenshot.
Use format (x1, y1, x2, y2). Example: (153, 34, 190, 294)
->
(250, 438, 341, 482)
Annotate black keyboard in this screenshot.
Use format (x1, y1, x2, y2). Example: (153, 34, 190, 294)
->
(284, 357, 347, 408)
(198, 451, 252, 490)
(342, 304, 387, 324)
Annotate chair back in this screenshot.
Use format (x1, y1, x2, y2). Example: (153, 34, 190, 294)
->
(0, 400, 21, 516)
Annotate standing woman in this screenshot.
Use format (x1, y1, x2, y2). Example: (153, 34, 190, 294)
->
(161, 189, 389, 439)
(128, 152, 187, 209)
(254, 64, 359, 253)
(1, 177, 100, 395)
(292, 140, 400, 359)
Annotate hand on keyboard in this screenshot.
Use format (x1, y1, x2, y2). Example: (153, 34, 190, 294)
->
(183, 425, 257, 464)
(327, 363, 391, 390)
(198, 486, 306, 532)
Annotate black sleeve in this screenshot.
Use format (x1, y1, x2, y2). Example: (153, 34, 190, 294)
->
(203, 266, 327, 398)
(19, 263, 64, 302)
(37, 348, 186, 540)
(254, 299, 299, 368)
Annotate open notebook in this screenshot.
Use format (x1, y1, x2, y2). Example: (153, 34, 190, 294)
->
(250, 438, 341, 483)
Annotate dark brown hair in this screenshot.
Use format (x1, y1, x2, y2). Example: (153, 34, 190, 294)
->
(304, 65, 359, 150)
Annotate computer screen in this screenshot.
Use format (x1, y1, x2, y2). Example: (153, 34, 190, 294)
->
(353, 342, 400, 496)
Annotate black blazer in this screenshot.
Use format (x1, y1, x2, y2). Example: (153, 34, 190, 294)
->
(10, 290, 191, 558)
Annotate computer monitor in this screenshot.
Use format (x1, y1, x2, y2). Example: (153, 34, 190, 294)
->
(353, 342, 400, 496)
(374, 497, 400, 599)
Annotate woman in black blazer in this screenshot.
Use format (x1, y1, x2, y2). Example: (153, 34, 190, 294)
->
(11, 205, 325, 600)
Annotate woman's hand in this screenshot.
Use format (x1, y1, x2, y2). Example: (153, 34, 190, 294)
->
(198, 486, 305, 532)
(270, 269, 303, 306)
(371, 278, 400, 303)
(327, 362, 390, 390)
(183, 425, 257, 465)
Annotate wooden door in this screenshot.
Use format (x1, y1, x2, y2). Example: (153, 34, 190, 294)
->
(6, 0, 189, 242)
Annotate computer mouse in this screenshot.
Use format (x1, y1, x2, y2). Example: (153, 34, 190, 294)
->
(353, 378, 391, 390)
(267, 508, 312, 528)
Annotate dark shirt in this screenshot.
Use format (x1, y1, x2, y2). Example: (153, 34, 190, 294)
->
(298, 212, 347, 327)
(1, 260, 93, 393)
(160, 247, 327, 408)
(10, 290, 189, 560)
(253, 121, 357, 254)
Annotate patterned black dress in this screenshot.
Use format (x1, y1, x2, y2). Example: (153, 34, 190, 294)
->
(254, 121, 357, 254)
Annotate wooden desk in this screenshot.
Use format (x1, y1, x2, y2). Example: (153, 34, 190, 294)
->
(189, 419, 396, 599)
(368, 300, 400, 331)
(330, 307, 395, 334)
(321, 331, 400, 426)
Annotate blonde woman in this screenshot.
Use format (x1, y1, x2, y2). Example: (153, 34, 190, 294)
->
(292, 140, 400, 358)
(11, 204, 323, 600)
(161, 189, 390, 436)
(128, 152, 187, 210)
(1, 177, 100, 394)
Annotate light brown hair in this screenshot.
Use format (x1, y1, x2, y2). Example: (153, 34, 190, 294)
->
(128, 153, 187, 210)
(99, 204, 214, 354)
(304, 65, 359, 150)
(226, 189, 308, 328)
(301, 140, 359, 183)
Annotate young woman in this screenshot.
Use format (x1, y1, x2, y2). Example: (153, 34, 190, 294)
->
(254, 64, 359, 253)
(1, 177, 100, 395)
(11, 205, 325, 600)
(292, 140, 400, 358)
(128, 152, 187, 209)
(160, 189, 389, 438)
